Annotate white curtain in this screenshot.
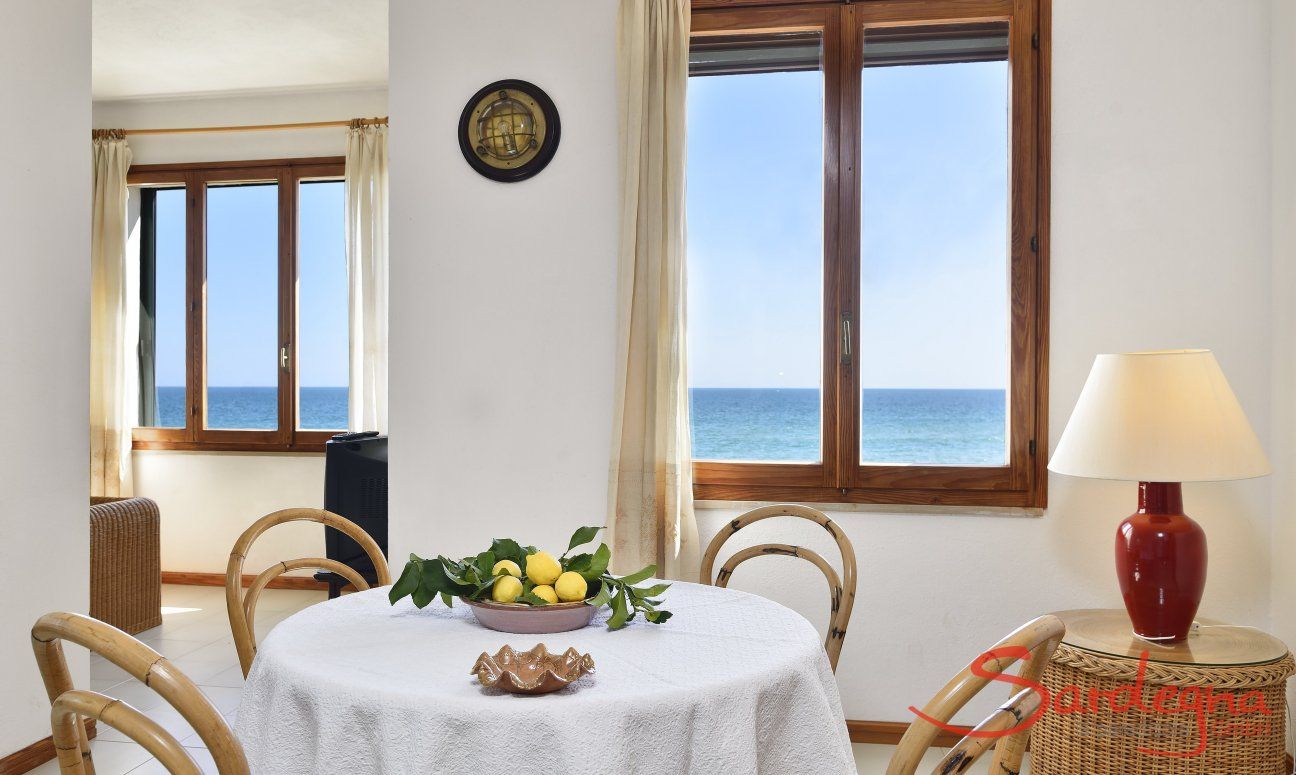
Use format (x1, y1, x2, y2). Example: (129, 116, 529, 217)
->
(345, 120, 389, 433)
(608, 0, 698, 580)
(90, 130, 134, 497)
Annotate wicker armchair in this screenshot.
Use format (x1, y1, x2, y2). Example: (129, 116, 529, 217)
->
(90, 497, 162, 634)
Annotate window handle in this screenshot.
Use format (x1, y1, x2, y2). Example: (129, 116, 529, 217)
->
(280, 344, 291, 370)
(840, 315, 852, 365)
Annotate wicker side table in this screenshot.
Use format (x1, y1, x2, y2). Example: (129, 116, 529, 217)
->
(90, 496, 162, 634)
(1031, 609, 1293, 775)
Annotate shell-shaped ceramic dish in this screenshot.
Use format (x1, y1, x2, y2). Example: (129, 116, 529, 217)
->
(464, 598, 596, 634)
(471, 644, 595, 694)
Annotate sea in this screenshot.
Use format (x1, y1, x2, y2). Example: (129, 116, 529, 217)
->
(689, 387, 1006, 465)
(152, 385, 1006, 464)
(154, 386, 348, 431)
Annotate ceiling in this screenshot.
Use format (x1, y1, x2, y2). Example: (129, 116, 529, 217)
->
(93, 0, 387, 100)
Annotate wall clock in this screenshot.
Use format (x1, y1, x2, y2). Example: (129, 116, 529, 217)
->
(458, 79, 561, 183)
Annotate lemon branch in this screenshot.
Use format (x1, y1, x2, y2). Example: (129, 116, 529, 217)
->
(388, 525, 672, 630)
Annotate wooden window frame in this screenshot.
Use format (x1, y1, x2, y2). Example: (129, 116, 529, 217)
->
(689, 0, 1050, 508)
(130, 157, 347, 453)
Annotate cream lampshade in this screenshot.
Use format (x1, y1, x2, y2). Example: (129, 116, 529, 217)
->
(1049, 349, 1269, 482)
(1048, 349, 1269, 642)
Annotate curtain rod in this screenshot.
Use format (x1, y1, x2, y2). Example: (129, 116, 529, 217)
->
(109, 116, 388, 137)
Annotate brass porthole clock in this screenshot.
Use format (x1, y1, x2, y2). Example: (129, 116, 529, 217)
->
(458, 79, 561, 182)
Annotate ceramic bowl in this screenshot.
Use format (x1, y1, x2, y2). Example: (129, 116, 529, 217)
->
(471, 644, 595, 695)
(463, 598, 596, 634)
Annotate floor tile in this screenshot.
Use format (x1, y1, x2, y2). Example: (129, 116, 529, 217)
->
(195, 662, 246, 689)
(125, 746, 217, 774)
(94, 678, 169, 714)
(89, 660, 132, 690)
(193, 684, 243, 717)
(172, 637, 238, 664)
(166, 657, 239, 686)
(138, 636, 213, 661)
(69, 741, 155, 775)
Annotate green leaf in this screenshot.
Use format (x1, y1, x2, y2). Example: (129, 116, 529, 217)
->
(634, 583, 671, 598)
(411, 580, 435, 609)
(578, 543, 611, 582)
(520, 591, 551, 606)
(473, 551, 496, 577)
(564, 553, 593, 574)
(409, 553, 425, 563)
(588, 582, 612, 609)
(440, 591, 454, 608)
(645, 610, 673, 624)
(607, 587, 630, 630)
(565, 526, 603, 553)
(616, 564, 657, 586)
(388, 562, 421, 605)
(490, 538, 524, 564)
(438, 556, 471, 586)
(424, 558, 473, 597)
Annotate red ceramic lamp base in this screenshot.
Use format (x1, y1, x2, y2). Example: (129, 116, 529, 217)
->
(1114, 482, 1207, 643)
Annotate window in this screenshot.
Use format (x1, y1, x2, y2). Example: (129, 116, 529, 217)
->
(688, 0, 1048, 507)
(132, 158, 348, 451)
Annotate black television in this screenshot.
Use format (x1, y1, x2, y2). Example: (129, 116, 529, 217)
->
(318, 431, 388, 598)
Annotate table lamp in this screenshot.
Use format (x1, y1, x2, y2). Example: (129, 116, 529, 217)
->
(1048, 350, 1269, 642)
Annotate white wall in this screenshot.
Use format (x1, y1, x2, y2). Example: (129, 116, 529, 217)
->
(95, 88, 388, 575)
(134, 452, 327, 575)
(388, 0, 1280, 726)
(388, 0, 620, 561)
(1269, 0, 1296, 711)
(0, 2, 91, 757)
(94, 87, 387, 164)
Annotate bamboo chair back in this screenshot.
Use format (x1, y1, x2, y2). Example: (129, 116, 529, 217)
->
(31, 611, 248, 775)
(226, 508, 390, 677)
(886, 614, 1066, 775)
(699, 504, 857, 671)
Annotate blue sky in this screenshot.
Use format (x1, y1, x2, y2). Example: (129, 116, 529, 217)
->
(153, 180, 347, 389)
(154, 60, 1007, 395)
(686, 60, 1009, 390)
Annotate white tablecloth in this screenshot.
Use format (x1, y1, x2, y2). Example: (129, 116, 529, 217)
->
(235, 582, 855, 774)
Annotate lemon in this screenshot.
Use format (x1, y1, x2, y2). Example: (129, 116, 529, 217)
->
(491, 575, 523, 603)
(531, 584, 558, 604)
(555, 571, 588, 602)
(492, 559, 521, 578)
(525, 551, 562, 585)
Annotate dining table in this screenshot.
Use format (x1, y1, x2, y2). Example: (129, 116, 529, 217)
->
(234, 580, 856, 774)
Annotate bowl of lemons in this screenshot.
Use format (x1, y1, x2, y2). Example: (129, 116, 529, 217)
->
(389, 526, 673, 633)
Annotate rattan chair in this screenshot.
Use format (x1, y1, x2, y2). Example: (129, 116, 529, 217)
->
(32, 611, 249, 774)
(226, 508, 390, 677)
(699, 504, 857, 671)
(886, 614, 1066, 775)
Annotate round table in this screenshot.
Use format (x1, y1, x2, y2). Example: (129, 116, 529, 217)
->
(234, 582, 855, 774)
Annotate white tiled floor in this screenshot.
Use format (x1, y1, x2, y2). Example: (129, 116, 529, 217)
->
(25, 584, 975, 774)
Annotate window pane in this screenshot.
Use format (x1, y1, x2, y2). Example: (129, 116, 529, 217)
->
(206, 182, 279, 430)
(137, 187, 187, 428)
(859, 23, 1010, 466)
(686, 34, 824, 463)
(297, 180, 349, 430)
